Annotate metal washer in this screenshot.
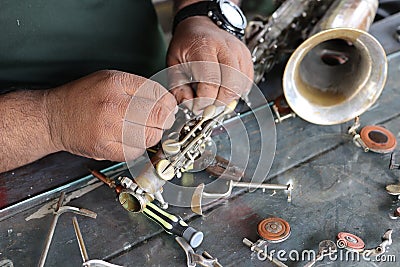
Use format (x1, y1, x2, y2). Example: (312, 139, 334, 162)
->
(360, 125, 397, 153)
(257, 217, 291, 243)
(337, 232, 365, 251)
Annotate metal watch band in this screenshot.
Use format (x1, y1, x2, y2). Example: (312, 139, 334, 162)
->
(172, 1, 245, 40)
(173, 1, 214, 34)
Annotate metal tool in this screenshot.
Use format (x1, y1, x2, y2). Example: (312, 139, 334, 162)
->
(242, 239, 287, 267)
(348, 117, 369, 152)
(91, 167, 168, 213)
(143, 202, 204, 248)
(194, 152, 244, 182)
(38, 192, 97, 267)
(192, 181, 292, 215)
(72, 217, 124, 267)
(243, 217, 290, 267)
(272, 104, 296, 124)
(304, 240, 337, 267)
(362, 229, 393, 257)
(90, 169, 204, 247)
(390, 152, 400, 169)
(175, 237, 222, 267)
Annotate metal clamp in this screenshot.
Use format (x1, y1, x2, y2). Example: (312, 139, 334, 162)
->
(176, 237, 222, 267)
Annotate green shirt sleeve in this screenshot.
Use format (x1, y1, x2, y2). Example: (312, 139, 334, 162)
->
(0, 0, 167, 90)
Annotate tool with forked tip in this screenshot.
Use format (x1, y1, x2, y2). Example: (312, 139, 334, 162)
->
(72, 217, 124, 267)
(191, 181, 293, 215)
(176, 237, 222, 267)
(38, 192, 97, 267)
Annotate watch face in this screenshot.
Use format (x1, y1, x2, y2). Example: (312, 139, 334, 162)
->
(219, 0, 246, 29)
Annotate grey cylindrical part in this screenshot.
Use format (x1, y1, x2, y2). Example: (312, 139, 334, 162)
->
(182, 227, 204, 248)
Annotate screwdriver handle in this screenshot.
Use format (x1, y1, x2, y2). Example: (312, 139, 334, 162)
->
(143, 202, 204, 248)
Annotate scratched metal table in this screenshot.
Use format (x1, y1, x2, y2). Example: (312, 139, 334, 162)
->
(2, 22, 400, 267)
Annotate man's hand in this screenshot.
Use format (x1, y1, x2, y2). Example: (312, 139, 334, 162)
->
(0, 70, 176, 172)
(46, 70, 177, 162)
(167, 14, 253, 113)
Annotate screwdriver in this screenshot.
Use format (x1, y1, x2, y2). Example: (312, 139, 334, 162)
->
(90, 169, 204, 248)
(143, 202, 204, 248)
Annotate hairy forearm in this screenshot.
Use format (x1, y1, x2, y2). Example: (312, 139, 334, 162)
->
(173, 0, 241, 13)
(0, 90, 57, 173)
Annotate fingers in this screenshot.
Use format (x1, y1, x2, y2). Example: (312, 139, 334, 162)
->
(191, 61, 221, 113)
(98, 119, 163, 162)
(106, 70, 174, 104)
(94, 141, 145, 163)
(168, 65, 195, 110)
(217, 59, 242, 106)
(124, 96, 176, 129)
(167, 41, 253, 112)
(168, 61, 250, 112)
(122, 120, 164, 149)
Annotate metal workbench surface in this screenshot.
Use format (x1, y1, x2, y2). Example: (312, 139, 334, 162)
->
(2, 19, 400, 267)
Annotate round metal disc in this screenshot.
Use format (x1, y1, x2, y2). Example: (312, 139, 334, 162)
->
(156, 159, 175, 181)
(162, 139, 181, 156)
(257, 217, 291, 243)
(360, 125, 397, 154)
(337, 232, 365, 251)
(386, 184, 400, 196)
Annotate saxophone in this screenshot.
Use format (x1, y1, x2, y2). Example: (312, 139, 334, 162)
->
(246, 0, 336, 84)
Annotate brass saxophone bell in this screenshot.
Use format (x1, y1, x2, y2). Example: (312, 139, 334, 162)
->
(283, 0, 388, 125)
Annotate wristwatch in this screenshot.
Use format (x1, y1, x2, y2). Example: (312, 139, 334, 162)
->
(173, 0, 247, 40)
